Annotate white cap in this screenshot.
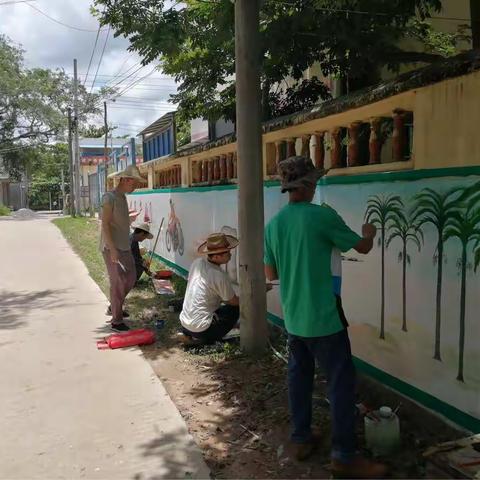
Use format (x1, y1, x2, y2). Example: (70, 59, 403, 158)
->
(379, 406, 393, 418)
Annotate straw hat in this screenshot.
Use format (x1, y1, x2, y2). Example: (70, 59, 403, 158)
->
(118, 165, 147, 184)
(278, 155, 325, 193)
(134, 222, 154, 239)
(198, 232, 239, 255)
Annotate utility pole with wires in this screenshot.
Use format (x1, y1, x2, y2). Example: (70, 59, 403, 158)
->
(67, 107, 75, 217)
(235, 0, 268, 355)
(104, 101, 109, 193)
(73, 58, 81, 216)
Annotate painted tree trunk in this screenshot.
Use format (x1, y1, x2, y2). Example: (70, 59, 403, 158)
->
(457, 246, 467, 382)
(380, 231, 385, 339)
(402, 244, 407, 332)
(434, 240, 444, 361)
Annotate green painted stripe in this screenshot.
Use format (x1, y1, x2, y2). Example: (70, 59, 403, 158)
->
(319, 165, 480, 185)
(131, 166, 480, 195)
(266, 311, 480, 432)
(150, 252, 189, 277)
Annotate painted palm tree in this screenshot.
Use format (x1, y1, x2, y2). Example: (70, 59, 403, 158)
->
(365, 194, 404, 340)
(443, 198, 480, 382)
(412, 188, 462, 361)
(386, 211, 423, 333)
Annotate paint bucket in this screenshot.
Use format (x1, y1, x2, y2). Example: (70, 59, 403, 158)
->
(364, 406, 400, 456)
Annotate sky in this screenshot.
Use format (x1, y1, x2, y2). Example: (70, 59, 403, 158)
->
(0, 0, 178, 138)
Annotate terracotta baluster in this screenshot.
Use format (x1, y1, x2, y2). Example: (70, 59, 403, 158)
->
(275, 141, 283, 170)
(369, 118, 382, 165)
(392, 110, 406, 162)
(232, 152, 238, 179)
(286, 138, 296, 157)
(191, 161, 198, 183)
(313, 132, 325, 169)
(213, 156, 220, 181)
(347, 122, 361, 167)
(201, 160, 207, 182)
(226, 153, 233, 180)
(176, 165, 181, 185)
(331, 128, 343, 169)
(207, 158, 214, 184)
(301, 135, 310, 158)
(219, 155, 227, 180)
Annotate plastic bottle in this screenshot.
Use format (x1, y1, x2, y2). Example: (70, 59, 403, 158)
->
(364, 406, 400, 456)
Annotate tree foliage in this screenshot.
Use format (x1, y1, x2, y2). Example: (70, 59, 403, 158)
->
(92, 0, 467, 123)
(0, 35, 106, 169)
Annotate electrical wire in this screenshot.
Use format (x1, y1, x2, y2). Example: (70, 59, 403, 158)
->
(25, 2, 109, 32)
(0, 0, 37, 5)
(83, 21, 103, 87)
(89, 25, 111, 94)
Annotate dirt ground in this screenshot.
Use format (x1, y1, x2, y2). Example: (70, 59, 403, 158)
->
(125, 280, 462, 479)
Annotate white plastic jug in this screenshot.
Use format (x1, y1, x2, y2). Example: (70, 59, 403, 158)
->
(364, 406, 400, 456)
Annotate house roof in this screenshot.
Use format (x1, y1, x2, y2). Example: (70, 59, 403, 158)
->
(176, 50, 480, 157)
(79, 138, 126, 149)
(139, 112, 176, 137)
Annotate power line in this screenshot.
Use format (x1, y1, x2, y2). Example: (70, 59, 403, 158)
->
(89, 26, 111, 94)
(25, 2, 109, 32)
(0, 0, 37, 5)
(83, 19, 103, 87)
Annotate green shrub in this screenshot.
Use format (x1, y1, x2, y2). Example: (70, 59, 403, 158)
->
(0, 204, 11, 216)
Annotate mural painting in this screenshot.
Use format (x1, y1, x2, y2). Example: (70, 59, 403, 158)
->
(129, 175, 480, 426)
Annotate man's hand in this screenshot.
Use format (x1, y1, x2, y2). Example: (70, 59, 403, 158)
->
(110, 248, 119, 264)
(128, 209, 141, 223)
(362, 223, 377, 239)
(266, 283, 274, 292)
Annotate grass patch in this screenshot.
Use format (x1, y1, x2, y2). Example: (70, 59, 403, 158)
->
(53, 217, 109, 295)
(0, 204, 11, 216)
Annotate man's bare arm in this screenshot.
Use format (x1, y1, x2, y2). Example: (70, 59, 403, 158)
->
(227, 294, 240, 306)
(265, 264, 279, 281)
(353, 223, 377, 254)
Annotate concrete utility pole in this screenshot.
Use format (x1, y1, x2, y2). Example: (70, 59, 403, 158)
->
(471, 0, 480, 49)
(67, 108, 75, 217)
(60, 168, 65, 213)
(104, 101, 109, 193)
(235, 0, 268, 354)
(73, 59, 81, 216)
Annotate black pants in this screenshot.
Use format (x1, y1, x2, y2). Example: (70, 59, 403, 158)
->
(183, 305, 239, 344)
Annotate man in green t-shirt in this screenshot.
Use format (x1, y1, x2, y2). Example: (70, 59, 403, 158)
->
(264, 156, 386, 479)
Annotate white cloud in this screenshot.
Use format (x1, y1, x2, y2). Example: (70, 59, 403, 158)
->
(0, 0, 178, 137)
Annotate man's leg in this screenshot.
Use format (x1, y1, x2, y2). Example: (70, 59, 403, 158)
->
(117, 250, 136, 317)
(102, 250, 124, 325)
(313, 329, 356, 463)
(287, 334, 315, 444)
(201, 305, 239, 343)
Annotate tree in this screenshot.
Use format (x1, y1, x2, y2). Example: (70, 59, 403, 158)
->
(92, 0, 462, 123)
(365, 194, 404, 339)
(0, 35, 106, 172)
(386, 210, 423, 332)
(412, 187, 462, 361)
(443, 196, 480, 382)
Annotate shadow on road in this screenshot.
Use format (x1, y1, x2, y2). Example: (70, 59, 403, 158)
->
(0, 288, 69, 329)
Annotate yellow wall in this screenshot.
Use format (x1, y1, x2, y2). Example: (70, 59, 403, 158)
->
(413, 69, 480, 169)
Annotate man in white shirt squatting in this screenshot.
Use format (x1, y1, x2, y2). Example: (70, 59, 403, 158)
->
(180, 232, 241, 344)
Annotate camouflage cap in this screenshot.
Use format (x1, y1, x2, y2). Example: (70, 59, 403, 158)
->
(278, 155, 325, 193)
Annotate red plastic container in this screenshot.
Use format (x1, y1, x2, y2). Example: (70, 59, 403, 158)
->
(154, 270, 173, 279)
(97, 328, 155, 350)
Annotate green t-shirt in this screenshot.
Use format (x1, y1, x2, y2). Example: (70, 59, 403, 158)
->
(264, 202, 361, 338)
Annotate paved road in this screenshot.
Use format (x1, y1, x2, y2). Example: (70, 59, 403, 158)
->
(0, 215, 209, 479)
